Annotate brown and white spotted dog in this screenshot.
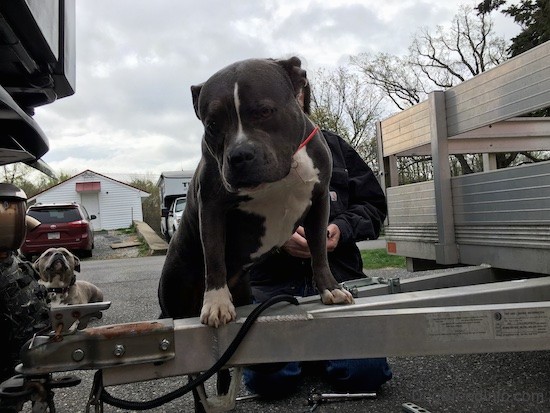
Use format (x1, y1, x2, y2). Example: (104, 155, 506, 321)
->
(34, 247, 104, 305)
(158, 56, 353, 327)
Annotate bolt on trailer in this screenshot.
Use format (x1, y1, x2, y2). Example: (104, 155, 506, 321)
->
(4, 39, 550, 413)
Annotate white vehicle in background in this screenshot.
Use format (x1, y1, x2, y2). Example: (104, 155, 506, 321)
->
(157, 170, 193, 241)
(167, 196, 186, 240)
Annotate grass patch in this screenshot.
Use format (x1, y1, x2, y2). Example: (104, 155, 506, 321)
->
(117, 226, 137, 235)
(137, 235, 150, 257)
(360, 248, 406, 270)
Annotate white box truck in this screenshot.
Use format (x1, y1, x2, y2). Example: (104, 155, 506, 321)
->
(157, 170, 193, 241)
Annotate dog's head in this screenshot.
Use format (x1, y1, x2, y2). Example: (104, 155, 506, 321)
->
(191, 56, 310, 192)
(34, 247, 80, 287)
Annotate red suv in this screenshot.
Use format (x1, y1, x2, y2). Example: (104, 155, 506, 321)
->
(20, 203, 96, 260)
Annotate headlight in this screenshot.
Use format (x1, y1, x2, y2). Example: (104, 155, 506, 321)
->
(0, 183, 27, 253)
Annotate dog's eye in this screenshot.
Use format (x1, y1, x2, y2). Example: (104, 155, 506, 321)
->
(205, 120, 219, 136)
(252, 106, 276, 120)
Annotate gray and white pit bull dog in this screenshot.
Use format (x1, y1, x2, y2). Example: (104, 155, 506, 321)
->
(34, 247, 104, 305)
(158, 56, 353, 327)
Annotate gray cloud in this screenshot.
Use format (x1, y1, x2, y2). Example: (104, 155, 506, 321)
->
(33, 0, 519, 180)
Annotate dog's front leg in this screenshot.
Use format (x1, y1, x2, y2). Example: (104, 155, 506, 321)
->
(305, 191, 354, 305)
(198, 198, 236, 327)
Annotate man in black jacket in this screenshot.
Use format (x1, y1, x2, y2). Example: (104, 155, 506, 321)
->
(249, 129, 387, 299)
(243, 126, 393, 397)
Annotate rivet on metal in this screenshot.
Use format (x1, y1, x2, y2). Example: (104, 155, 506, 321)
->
(72, 349, 85, 362)
(159, 338, 170, 351)
(113, 344, 126, 357)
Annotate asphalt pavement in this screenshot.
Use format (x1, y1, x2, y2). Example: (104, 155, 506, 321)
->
(16, 241, 550, 413)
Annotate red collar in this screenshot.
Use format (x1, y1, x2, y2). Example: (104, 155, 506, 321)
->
(295, 126, 319, 154)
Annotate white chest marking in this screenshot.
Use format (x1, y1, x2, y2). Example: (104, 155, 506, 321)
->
(238, 148, 320, 259)
(47, 293, 68, 306)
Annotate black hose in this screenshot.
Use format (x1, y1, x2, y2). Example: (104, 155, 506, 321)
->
(97, 294, 299, 410)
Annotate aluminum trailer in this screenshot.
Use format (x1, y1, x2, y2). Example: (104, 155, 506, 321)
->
(376, 40, 550, 274)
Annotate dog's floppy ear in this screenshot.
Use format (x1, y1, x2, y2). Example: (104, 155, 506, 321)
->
(191, 83, 204, 120)
(73, 255, 81, 273)
(32, 257, 41, 273)
(275, 56, 310, 114)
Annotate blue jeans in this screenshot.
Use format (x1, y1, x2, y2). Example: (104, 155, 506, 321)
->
(243, 282, 393, 398)
(243, 359, 392, 398)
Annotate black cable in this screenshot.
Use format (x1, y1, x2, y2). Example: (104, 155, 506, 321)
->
(98, 294, 299, 410)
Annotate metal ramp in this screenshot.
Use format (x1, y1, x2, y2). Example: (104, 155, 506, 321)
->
(15, 267, 550, 386)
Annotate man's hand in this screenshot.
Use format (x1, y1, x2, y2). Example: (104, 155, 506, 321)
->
(326, 223, 341, 252)
(282, 226, 311, 258)
(282, 224, 341, 258)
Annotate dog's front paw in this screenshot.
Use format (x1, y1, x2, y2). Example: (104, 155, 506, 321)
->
(320, 288, 355, 305)
(200, 286, 236, 327)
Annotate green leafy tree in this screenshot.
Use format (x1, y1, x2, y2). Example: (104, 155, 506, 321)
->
(478, 0, 550, 118)
(477, 0, 550, 56)
(128, 177, 160, 234)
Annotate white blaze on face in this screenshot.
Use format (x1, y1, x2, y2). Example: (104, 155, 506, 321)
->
(238, 147, 320, 259)
(234, 82, 246, 143)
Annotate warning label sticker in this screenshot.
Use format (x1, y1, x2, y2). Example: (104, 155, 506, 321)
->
(427, 312, 492, 341)
(426, 308, 550, 341)
(493, 309, 550, 339)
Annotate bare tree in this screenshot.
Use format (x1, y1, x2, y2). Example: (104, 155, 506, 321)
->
(1, 165, 74, 198)
(350, 5, 539, 179)
(410, 6, 507, 87)
(349, 53, 425, 111)
(353, 6, 507, 108)
(1, 165, 20, 183)
(309, 67, 385, 168)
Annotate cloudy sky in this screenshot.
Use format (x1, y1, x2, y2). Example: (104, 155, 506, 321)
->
(33, 0, 520, 182)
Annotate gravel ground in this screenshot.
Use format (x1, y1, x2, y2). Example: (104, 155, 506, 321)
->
(86, 230, 144, 260)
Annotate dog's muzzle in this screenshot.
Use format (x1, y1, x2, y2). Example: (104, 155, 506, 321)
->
(47, 255, 69, 271)
(224, 143, 290, 192)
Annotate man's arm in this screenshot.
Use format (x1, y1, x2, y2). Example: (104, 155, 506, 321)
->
(328, 132, 387, 244)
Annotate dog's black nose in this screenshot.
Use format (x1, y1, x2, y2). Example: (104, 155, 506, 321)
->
(228, 144, 256, 168)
